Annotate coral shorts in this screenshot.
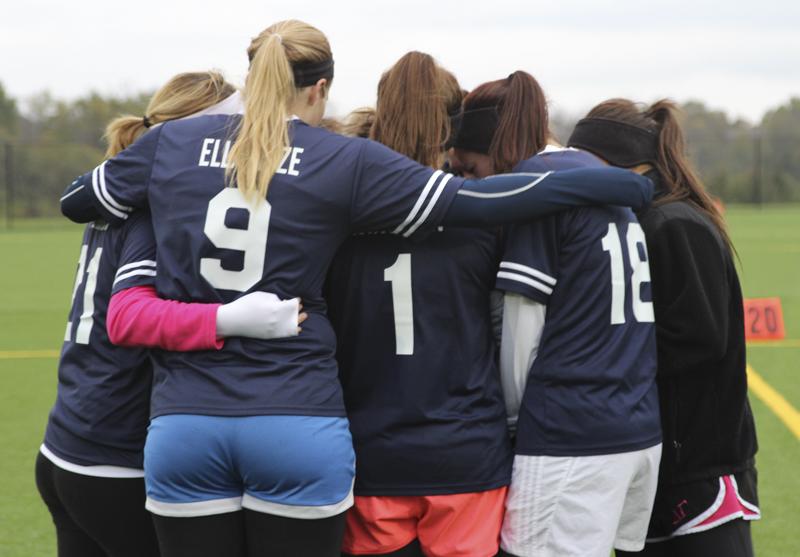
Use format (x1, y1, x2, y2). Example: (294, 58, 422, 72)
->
(343, 487, 507, 557)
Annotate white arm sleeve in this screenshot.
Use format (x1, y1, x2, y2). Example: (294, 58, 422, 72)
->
(216, 292, 300, 340)
(499, 293, 546, 430)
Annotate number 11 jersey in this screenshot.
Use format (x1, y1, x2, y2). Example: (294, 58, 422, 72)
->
(78, 116, 464, 419)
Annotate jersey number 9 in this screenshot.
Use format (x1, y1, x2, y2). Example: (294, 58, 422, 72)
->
(200, 189, 271, 292)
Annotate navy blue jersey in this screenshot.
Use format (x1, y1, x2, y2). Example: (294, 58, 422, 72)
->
(326, 228, 513, 496)
(79, 117, 464, 418)
(497, 148, 661, 456)
(44, 211, 157, 468)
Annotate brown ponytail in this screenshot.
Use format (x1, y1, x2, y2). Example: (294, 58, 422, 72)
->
(586, 98, 734, 254)
(104, 71, 235, 158)
(370, 51, 462, 169)
(461, 71, 548, 172)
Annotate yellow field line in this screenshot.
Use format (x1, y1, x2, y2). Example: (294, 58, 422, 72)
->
(747, 339, 800, 349)
(0, 349, 59, 360)
(747, 365, 800, 440)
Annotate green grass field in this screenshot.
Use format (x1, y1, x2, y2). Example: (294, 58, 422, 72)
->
(1, 207, 798, 556)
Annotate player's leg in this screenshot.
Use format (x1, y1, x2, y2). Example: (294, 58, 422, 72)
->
(35, 452, 107, 557)
(617, 518, 754, 557)
(416, 488, 507, 557)
(243, 509, 346, 556)
(236, 415, 355, 556)
(152, 513, 245, 557)
(341, 496, 422, 556)
(144, 414, 246, 557)
(500, 451, 642, 557)
(49, 466, 160, 557)
(612, 444, 662, 553)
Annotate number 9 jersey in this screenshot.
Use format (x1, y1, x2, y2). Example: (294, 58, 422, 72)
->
(73, 116, 465, 419)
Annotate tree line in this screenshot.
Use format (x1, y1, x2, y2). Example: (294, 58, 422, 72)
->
(0, 81, 798, 218)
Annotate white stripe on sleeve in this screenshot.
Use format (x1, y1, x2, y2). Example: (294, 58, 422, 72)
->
(403, 173, 454, 238)
(500, 261, 557, 286)
(392, 170, 443, 235)
(496, 271, 554, 295)
(60, 184, 85, 202)
(115, 260, 157, 278)
(97, 161, 133, 213)
(91, 165, 128, 220)
(456, 171, 552, 199)
(113, 269, 157, 286)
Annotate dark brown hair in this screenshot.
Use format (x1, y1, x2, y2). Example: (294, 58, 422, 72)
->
(370, 51, 462, 169)
(461, 71, 548, 173)
(587, 98, 734, 254)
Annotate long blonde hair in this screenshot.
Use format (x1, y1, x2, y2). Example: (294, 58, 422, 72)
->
(104, 71, 235, 158)
(227, 20, 332, 200)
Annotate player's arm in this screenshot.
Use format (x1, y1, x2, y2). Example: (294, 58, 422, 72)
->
(500, 293, 546, 431)
(351, 139, 652, 237)
(645, 214, 730, 376)
(60, 126, 163, 225)
(107, 288, 305, 350)
(107, 210, 304, 351)
(443, 167, 653, 227)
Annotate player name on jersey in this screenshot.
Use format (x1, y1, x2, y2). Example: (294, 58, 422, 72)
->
(198, 138, 304, 177)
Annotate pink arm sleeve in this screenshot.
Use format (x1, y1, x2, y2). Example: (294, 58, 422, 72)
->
(107, 286, 224, 351)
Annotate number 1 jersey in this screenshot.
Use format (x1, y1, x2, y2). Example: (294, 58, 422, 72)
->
(327, 228, 513, 496)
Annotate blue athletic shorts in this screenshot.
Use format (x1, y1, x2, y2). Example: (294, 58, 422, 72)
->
(144, 414, 355, 518)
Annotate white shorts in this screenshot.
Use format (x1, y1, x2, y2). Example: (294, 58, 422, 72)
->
(501, 443, 662, 557)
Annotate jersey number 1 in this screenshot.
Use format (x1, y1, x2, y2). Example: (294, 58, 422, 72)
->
(384, 253, 414, 355)
(65, 245, 103, 344)
(601, 222, 654, 325)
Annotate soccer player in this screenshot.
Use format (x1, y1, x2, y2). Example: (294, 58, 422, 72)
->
(38, 71, 302, 557)
(451, 72, 662, 557)
(570, 99, 759, 557)
(59, 20, 654, 557)
(327, 52, 511, 557)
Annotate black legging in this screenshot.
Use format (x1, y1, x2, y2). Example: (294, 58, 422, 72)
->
(35, 451, 160, 557)
(615, 519, 754, 557)
(152, 509, 347, 557)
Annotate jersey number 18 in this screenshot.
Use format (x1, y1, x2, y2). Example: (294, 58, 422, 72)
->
(601, 222, 654, 325)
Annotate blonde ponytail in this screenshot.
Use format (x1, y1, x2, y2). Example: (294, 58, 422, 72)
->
(227, 20, 333, 201)
(226, 34, 293, 201)
(104, 116, 148, 158)
(104, 70, 236, 158)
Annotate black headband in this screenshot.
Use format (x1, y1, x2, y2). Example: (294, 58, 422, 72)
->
(292, 58, 334, 88)
(451, 106, 499, 154)
(568, 118, 658, 167)
(142, 116, 152, 128)
(444, 105, 464, 150)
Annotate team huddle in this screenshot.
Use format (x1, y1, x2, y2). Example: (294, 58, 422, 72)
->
(38, 18, 759, 557)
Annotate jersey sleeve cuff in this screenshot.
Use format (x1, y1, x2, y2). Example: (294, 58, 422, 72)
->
(495, 261, 555, 305)
(111, 260, 157, 294)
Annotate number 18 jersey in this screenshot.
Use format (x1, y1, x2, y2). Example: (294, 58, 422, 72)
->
(497, 148, 661, 457)
(79, 116, 464, 419)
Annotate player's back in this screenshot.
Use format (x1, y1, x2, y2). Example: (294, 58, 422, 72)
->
(45, 216, 154, 468)
(327, 227, 512, 495)
(101, 114, 462, 420)
(497, 147, 660, 457)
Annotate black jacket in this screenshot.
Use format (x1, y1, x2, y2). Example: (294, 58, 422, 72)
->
(638, 176, 758, 486)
